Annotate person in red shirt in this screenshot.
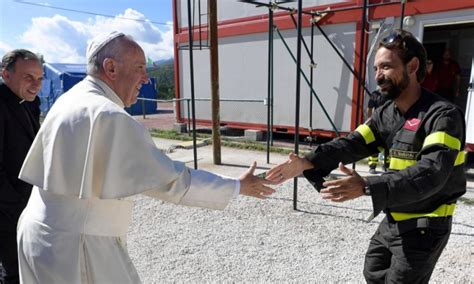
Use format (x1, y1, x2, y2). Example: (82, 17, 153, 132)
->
(436, 48, 460, 102)
(421, 58, 438, 93)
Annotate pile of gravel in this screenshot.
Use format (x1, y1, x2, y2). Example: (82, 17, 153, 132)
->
(127, 178, 473, 282)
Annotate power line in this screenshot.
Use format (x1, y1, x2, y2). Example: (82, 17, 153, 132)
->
(13, 0, 172, 26)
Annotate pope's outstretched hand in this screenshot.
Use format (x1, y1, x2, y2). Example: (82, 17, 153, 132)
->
(239, 162, 277, 199)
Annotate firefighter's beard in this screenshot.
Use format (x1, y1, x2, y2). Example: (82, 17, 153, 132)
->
(377, 69, 409, 100)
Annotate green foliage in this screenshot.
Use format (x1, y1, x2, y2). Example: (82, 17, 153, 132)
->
(149, 129, 193, 141)
(149, 129, 299, 154)
(147, 59, 174, 100)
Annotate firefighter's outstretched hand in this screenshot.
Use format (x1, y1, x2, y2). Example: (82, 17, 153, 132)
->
(266, 152, 314, 184)
(320, 162, 366, 202)
(239, 162, 277, 199)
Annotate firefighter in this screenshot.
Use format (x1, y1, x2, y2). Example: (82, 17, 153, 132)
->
(267, 29, 466, 283)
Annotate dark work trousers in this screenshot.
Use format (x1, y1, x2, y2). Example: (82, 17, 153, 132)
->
(0, 207, 23, 284)
(363, 216, 452, 283)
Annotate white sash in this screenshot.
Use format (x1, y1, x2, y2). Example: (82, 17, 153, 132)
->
(23, 187, 133, 236)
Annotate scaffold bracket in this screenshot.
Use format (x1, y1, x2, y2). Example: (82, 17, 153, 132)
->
(310, 8, 329, 24)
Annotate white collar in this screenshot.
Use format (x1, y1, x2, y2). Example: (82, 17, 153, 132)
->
(85, 75, 125, 108)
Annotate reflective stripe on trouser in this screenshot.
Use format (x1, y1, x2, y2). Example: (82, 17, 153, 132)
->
(390, 203, 456, 222)
(368, 155, 378, 166)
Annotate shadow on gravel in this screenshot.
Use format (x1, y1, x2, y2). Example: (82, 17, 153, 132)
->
(268, 196, 372, 213)
(266, 196, 373, 223)
(452, 221, 474, 229)
(293, 208, 372, 223)
(450, 232, 474, 237)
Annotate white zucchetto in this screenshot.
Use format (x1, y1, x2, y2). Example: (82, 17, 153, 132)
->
(86, 31, 125, 61)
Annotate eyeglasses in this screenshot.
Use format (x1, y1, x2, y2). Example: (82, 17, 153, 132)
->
(381, 32, 408, 49)
(380, 31, 418, 61)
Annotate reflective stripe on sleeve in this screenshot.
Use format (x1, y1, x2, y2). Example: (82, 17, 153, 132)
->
(390, 203, 456, 221)
(355, 124, 375, 144)
(423, 131, 461, 150)
(388, 157, 416, 170)
(389, 151, 464, 170)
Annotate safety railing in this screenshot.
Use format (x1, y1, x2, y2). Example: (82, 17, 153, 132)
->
(135, 97, 266, 133)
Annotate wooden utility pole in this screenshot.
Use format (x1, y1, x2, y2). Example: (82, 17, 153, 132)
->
(208, 0, 221, 164)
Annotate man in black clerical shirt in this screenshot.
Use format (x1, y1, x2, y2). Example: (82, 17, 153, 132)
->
(0, 49, 43, 284)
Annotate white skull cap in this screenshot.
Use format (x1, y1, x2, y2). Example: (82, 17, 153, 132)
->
(86, 31, 125, 61)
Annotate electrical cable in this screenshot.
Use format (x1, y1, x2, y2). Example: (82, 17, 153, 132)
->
(13, 0, 171, 26)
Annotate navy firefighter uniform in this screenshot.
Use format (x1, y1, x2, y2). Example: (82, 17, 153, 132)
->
(303, 88, 466, 283)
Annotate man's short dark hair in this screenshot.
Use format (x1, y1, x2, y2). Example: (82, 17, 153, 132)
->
(1, 49, 41, 72)
(377, 29, 427, 82)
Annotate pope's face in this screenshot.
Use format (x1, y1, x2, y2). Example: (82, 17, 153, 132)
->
(2, 58, 43, 101)
(373, 47, 409, 100)
(114, 47, 149, 107)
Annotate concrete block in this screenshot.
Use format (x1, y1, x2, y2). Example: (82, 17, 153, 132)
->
(244, 129, 264, 141)
(173, 123, 187, 133)
(220, 127, 244, 136)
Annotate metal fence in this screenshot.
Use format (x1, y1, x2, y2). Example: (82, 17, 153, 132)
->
(135, 97, 267, 132)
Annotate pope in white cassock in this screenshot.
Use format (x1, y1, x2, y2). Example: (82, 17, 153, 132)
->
(16, 31, 275, 283)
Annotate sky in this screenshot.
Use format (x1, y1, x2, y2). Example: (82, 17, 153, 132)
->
(0, 0, 174, 63)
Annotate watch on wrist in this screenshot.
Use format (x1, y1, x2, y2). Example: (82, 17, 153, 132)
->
(363, 184, 371, 196)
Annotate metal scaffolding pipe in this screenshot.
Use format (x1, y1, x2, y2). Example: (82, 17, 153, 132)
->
(355, 0, 368, 129)
(400, 0, 406, 30)
(289, 13, 316, 66)
(239, 0, 402, 17)
(309, 20, 314, 131)
(266, 7, 274, 164)
(275, 26, 340, 136)
(187, 0, 199, 169)
(312, 21, 371, 97)
(293, 0, 303, 211)
(310, 0, 402, 15)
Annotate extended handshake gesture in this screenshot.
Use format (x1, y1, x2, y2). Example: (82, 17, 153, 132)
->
(11, 29, 464, 284)
(266, 152, 366, 202)
(240, 162, 277, 199)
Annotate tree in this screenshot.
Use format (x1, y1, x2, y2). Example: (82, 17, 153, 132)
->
(147, 59, 174, 100)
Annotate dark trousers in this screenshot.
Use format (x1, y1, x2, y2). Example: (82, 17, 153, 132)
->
(0, 208, 22, 284)
(363, 216, 451, 283)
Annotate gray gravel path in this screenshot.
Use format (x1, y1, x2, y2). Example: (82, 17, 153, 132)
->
(127, 140, 474, 283)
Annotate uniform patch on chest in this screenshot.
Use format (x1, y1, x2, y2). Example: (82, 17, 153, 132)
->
(390, 149, 417, 160)
(403, 118, 421, 131)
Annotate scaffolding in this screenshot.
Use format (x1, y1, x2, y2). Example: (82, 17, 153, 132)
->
(239, 0, 409, 209)
(181, 0, 408, 208)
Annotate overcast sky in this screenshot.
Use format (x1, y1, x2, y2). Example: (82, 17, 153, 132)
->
(0, 0, 174, 63)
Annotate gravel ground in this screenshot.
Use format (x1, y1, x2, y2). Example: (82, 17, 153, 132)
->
(127, 144, 474, 283)
(1, 142, 472, 283)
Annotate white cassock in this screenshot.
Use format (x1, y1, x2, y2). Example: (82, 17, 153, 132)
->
(17, 76, 238, 284)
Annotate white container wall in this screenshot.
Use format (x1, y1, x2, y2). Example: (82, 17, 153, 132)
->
(179, 22, 356, 132)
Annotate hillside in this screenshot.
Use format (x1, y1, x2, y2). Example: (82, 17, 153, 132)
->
(148, 58, 174, 100)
